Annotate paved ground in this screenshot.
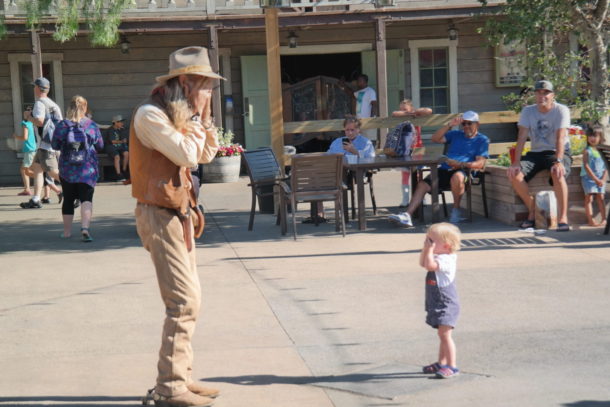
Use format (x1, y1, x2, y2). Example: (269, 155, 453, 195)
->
(1, 170, 609, 407)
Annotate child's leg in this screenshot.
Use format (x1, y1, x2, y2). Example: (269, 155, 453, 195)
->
(584, 194, 595, 226)
(20, 166, 31, 191)
(437, 325, 457, 368)
(595, 193, 606, 223)
(400, 170, 410, 206)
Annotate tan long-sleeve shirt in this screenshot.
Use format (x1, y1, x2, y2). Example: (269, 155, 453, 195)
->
(133, 104, 219, 167)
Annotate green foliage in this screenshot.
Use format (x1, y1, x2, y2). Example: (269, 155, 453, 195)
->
(217, 127, 236, 147)
(477, 0, 609, 123)
(3, 0, 131, 47)
(493, 152, 512, 167)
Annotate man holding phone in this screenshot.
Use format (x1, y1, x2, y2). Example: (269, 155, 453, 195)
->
(327, 116, 375, 158)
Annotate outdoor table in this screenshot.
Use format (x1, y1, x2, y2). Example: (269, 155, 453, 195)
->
(343, 154, 443, 231)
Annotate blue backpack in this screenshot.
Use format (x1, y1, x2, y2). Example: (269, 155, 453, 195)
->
(63, 121, 89, 165)
(383, 121, 415, 157)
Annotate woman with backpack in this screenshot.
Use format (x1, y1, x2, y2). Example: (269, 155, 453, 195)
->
(51, 95, 103, 242)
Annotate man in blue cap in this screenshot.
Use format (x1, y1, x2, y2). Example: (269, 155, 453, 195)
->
(389, 110, 489, 226)
(507, 80, 571, 231)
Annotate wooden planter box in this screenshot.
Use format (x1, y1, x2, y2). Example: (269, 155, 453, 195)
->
(463, 160, 609, 226)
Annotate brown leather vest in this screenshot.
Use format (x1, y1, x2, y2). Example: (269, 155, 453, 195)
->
(129, 102, 197, 216)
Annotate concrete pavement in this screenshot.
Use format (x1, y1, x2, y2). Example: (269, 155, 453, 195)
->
(1, 170, 609, 407)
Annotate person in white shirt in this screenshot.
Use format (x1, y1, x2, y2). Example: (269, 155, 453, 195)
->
(353, 74, 378, 144)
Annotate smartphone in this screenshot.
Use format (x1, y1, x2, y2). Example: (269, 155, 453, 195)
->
(342, 137, 350, 144)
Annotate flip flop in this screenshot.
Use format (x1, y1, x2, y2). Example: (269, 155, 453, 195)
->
(556, 223, 571, 232)
(519, 219, 535, 229)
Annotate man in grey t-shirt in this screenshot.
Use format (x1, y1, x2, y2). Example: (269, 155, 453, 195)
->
(20, 77, 64, 209)
(507, 80, 571, 231)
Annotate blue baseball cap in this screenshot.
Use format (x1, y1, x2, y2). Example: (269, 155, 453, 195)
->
(32, 77, 50, 90)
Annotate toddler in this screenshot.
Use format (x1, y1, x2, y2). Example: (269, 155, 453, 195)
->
(419, 222, 461, 379)
(580, 125, 607, 227)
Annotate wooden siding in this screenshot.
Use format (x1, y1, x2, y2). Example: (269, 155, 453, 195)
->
(0, 17, 523, 185)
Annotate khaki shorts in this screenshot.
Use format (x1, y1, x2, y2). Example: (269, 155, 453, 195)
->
(22, 151, 36, 168)
(33, 149, 59, 173)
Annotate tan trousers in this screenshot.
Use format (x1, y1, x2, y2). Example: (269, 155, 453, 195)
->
(135, 203, 200, 397)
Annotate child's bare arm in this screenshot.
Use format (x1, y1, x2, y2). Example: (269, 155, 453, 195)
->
(420, 237, 439, 271)
(582, 150, 602, 184)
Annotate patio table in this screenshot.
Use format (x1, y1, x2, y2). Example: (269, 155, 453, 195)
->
(343, 154, 443, 231)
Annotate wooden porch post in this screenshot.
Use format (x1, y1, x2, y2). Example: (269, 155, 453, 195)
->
(30, 30, 43, 80)
(208, 25, 223, 129)
(264, 8, 284, 163)
(375, 18, 388, 147)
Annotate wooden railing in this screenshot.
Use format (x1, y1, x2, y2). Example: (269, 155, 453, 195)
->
(283, 110, 522, 134)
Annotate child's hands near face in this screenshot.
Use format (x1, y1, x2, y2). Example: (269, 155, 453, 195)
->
(423, 235, 435, 250)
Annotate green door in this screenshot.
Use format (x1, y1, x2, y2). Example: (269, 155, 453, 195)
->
(361, 49, 405, 113)
(240, 55, 270, 149)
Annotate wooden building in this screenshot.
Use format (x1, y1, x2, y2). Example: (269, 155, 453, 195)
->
(0, 0, 517, 185)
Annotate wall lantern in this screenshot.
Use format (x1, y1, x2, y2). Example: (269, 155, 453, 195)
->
(448, 25, 458, 41)
(288, 31, 298, 48)
(119, 35, 131, 54)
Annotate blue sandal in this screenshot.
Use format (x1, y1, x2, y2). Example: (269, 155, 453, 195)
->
(81, 228, 93, 243)
(435, 366, 460, 379)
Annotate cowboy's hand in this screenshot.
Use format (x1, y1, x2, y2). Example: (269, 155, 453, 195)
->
(449, 115, 462, 127)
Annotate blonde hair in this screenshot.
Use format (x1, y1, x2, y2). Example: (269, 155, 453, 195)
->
(428, 222, 461, 252)
(153, 75, 212, 130)
(66, 95, 88, 122)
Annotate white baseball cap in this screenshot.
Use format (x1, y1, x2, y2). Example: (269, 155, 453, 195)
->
(462, 111, 479, 122)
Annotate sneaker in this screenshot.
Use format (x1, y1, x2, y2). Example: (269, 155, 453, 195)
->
(152, 390, 214, 407)
(449, 208, 462, 224)
(435, 366, 460, 379)
(41, 198, 51, 204)
(388, 212, 413, 227)
(19, 199, 42, 209)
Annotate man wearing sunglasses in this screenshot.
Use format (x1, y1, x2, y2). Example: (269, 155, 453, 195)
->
(389, 110, 489, 227)
(507, 80, 571, 231)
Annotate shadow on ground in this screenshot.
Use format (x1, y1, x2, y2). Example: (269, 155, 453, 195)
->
(0, 396, 139, 407)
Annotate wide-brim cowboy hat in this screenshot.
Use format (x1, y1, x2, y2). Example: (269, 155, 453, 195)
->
(155, 46, 225, 84)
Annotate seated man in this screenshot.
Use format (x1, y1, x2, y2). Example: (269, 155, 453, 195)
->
(389, 110, 489, 227)
(103, 114, 129, 181)
(507, 80, 571, 231)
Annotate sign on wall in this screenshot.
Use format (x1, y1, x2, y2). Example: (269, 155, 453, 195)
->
(495, 40, 526, 87)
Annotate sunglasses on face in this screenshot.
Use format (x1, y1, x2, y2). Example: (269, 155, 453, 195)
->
(462, 121, 474, 126)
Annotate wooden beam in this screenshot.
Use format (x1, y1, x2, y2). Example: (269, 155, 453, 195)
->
(30, 30, 42, 80)
(375, 18, 388, 148)
(207, 25, 223, 129)
(265, 8, 285, 163)
(283, 110, 523, 134)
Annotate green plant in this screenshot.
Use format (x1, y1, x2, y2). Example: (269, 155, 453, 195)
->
(494, 153, 512, 167)
(216, 128, 244, 157)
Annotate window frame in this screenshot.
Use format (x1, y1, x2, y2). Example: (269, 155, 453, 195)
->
(408, 38, 458, 113)
(8, 53, 64, 144)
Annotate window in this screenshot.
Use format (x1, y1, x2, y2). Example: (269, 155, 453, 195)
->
(19, 62, 55, 111)
(409, 38, 458, 114)
(418, 48, 449, 113)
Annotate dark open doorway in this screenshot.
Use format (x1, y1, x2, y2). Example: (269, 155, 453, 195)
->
(281, 52, 361, 84)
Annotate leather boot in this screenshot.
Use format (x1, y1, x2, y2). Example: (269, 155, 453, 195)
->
(153, 390, 214, 407)
(187, 382, 220, 399)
